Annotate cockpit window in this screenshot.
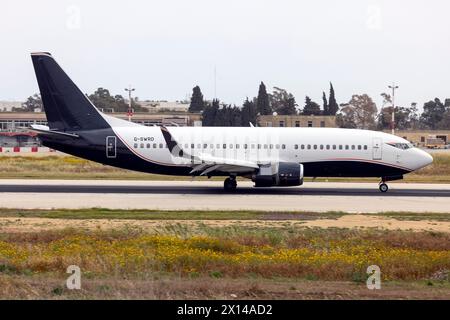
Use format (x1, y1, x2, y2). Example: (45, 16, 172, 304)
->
(387, 142, 414, 150)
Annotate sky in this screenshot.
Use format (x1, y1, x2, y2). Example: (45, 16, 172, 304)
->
(1, 0, 449, 111)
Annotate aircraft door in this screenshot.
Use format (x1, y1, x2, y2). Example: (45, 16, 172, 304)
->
(106, 136, 117, 159)
(372, 138, 382, 160)
(395, 149, 402, 164)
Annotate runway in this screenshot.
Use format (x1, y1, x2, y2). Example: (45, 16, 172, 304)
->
(0, 180, 449, 213)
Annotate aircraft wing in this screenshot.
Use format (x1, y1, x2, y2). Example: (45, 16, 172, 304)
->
(160, 126, 258, 176)
(190, 154, 258, 175)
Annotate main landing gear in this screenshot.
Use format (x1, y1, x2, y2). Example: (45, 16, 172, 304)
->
(379, 182, 389, 193)
(224, 177, 237, 192)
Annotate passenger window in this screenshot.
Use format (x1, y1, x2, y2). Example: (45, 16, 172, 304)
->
(147, 143, 151, 148)
(223, 144, 227, 149)
(332, 145, 336, 150)
(282, 144, 286, 149)
(264, 144, 268, 149)
(314, 145, 317, 150)
(339, 145, 343, 150)
(251, 144, 255, 149)
(184, 144, 188, 149)
(197, 144, 201, 149)
(351, 145, 355, 150)
(134, 143, 138, 148)
(153, 143, 157, 148)
(326, 145, 330, 150)
(159, 143, 163, 148)
(364, 145, 368, 150)
(216, 144, 220, 149)
(276, 144, 280, 149)
(320, 145, 324, 150)
(345, 145, 349, 150)
(140, 143, 144, 148)
(307, 145, 311, 150)
(294, 144, 298, 150)
(358, 145, 362, 150)
(301, 145, 305, 150)
(191, 144, 195, 149)
(236, 144, 240, 149)
(244, 144, 248, 149)
(229, 144, 233, 149)
(203, 144, 208, 149)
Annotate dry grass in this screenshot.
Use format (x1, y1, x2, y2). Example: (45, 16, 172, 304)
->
(1, 275, 449, 300)
(0, 156, 166, 180)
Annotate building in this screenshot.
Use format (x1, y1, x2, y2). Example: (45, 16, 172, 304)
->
(0, 111, 202, 147)
(390, 130, 450, 147)
(0, 132, 41, 147)
(0, 111, 202, 132)
(0, 101, 23, 112)
(138, 101, 190, 113)
(257, 115, 337, 128)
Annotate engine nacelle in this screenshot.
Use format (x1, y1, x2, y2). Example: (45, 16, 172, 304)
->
(253, 162, 304, 187)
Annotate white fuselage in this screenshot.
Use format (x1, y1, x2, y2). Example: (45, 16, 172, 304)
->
(104, 115, 433, 175)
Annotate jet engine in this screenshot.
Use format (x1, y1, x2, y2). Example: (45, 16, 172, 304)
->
(253, 162, 304, 187)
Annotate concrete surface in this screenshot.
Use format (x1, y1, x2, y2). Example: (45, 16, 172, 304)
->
(0, 180, 449, 213)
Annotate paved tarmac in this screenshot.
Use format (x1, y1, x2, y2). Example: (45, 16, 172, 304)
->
(0, 180, 449, 213)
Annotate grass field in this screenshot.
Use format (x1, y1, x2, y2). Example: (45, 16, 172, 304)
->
(0, 209, 449, 299)
(0, 152, 449, 182)
(0, 208, 449, 222)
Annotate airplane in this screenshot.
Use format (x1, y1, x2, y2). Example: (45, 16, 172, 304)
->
(29, 52, 433, 193)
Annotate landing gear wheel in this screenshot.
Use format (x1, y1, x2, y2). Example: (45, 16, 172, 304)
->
(224, 177, 237, 192)
(379, 183, 389, 193)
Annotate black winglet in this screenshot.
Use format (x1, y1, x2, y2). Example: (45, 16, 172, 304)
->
(160, 126, 185, 157)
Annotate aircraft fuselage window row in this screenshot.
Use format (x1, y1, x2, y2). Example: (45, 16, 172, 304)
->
(133, 143, 369, 151)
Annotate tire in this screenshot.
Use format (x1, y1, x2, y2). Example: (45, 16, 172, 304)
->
(224, 178, 237, 192)
(379, 183, 389, 193)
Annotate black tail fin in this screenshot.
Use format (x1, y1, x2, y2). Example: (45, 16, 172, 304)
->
(31, 52, 109, 131)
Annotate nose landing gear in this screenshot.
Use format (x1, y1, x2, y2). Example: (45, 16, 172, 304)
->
(224, 177, 237, 192)
(378, 175, 403, 193)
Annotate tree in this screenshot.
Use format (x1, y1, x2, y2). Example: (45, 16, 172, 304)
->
(322, 92, 329, 115)
(302, 96, 322, 115)
(13, 94, 43, 112)
(202, 99, 219, 126)
(408, 102, 420, 130)
(241, 98, 257, 126)
(270, 87, 297, 115)
(420, 98, 446, 129)
(437, 110, 450, 129)
(256, 82, 271, 115)
(327, 82, 339, 115)
(378, 106, 415, 130)
(230, 105, 242, 127)
(88, 88, 144, 113)
(337, 94, 377, 129)
(189, 86, 205, 113)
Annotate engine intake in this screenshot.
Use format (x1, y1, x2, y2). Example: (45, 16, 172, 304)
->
(253, 162, 304, 187)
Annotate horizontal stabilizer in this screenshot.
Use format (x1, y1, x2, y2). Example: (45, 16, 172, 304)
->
(29, 124, 79, 138)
